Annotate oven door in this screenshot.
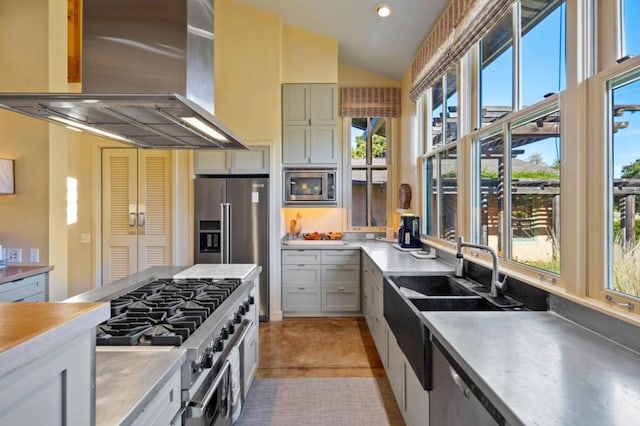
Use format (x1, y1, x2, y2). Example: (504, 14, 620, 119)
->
(185, 320, 254, 426)
(186, 360, 232, 426)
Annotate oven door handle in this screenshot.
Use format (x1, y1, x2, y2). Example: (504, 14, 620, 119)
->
(189, 359, 231, 415)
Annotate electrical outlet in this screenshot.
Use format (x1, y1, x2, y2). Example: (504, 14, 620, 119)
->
(29, 248, 39, 263)
(6, 248, 22, 263)
(366, 233, 375, 240)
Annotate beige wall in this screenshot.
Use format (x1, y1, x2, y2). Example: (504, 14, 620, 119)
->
(338, 63, 400, 88)
(281, 25, 338, 83)
(0, 0, 51, 271)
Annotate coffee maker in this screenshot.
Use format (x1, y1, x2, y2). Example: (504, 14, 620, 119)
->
(398, 216, 420, 248)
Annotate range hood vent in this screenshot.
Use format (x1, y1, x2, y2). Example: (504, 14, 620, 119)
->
(0, 0, 246, 150)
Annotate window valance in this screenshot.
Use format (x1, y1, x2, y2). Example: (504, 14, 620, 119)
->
(339, 87, 401, 117)
(409, 0, 514, 101)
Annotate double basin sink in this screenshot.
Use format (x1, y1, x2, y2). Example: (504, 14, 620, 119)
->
(383, 274, 537, 391)
(389, 274, 525, 312)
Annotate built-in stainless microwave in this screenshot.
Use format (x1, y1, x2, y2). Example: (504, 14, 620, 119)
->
(284, 169, 337, 205)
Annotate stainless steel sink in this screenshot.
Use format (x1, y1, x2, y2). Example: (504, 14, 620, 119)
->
(389, 275, 475, 297)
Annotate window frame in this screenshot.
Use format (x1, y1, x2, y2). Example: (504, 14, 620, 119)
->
(345, 116, 391, 232)
(587, 55, 640, 311)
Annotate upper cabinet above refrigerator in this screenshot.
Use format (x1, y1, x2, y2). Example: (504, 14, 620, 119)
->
(282, 84, 338, 166)
(194, 145, 270, 175)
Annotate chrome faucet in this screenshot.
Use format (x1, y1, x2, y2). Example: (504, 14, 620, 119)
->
(455, 237, 507, 298)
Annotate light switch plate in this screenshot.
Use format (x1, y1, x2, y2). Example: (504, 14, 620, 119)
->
(80, 233, 91, 244)
(29, 248, 39, 263)
(366, 233, 375, 240)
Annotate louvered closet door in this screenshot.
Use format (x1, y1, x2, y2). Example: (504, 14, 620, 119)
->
(102, 149, 172, 285)
(136, 151, 171, 272)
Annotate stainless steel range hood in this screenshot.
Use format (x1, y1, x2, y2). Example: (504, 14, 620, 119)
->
(0, 0, 246, 150)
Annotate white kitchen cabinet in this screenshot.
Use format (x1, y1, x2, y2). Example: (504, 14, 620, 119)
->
(0, 272, 47, 302)
(131, 368, 182, 426)
(194, 145, 270, 175)
(242, 322, 259, 401)
(386, 323, 430, 426)
(282, 83, 338, 165)
(0, 332, 94, 426)
(362, 253, 387, 366)
(282, 248, 360, 315)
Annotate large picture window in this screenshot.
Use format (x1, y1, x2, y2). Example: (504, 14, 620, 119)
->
(350, 117, 389, 229)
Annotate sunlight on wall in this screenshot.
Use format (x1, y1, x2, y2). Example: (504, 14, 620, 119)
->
(67, 176, 78, 225)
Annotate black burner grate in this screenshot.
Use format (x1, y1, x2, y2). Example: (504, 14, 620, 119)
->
(97, 277, 241, 346)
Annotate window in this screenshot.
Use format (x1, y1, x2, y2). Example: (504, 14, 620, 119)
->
(431, 64, 458, 150)
(350, 117, 388, 228)
(479, 1, 567, 123)
(509, 109, 561, 273)
(521, 0, 566, 106)
(608, 71, 640, 298)
(481, 10, 513, 125)
(439, 147, 458, 241)
(621, 0, 640, 58)
(473, 131, 505, 254)
(423, 145, 457, 240)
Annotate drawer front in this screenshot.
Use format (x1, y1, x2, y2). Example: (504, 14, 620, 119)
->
(282, 264, 321, 287)
(321, 250, 360, 265)
(282, 250, 322, 265)
(322, 287, 360, 312)
(0, 273, 46, 302)
(132, 368, 181, 426)
(283, 287, 322, 312)
(322, 265, 360, 288)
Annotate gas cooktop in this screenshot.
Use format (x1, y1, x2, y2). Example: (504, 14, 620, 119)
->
(96, 278, 241, 346)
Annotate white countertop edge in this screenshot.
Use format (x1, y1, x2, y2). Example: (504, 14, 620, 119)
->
(172, 264, 259, 280)
(0, 303, 110, 378)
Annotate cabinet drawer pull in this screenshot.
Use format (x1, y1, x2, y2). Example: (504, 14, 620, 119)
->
(297, 264, 305, 267)
(450, 367, 471, 398)
(298, 287, 305, 290)
(337, 287, 345, 291)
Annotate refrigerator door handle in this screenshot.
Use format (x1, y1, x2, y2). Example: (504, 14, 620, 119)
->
(221, 203, 231, 264)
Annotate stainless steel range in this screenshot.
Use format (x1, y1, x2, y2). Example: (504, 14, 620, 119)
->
(88, 268, 260, 426)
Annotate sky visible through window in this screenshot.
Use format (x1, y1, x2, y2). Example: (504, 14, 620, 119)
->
(481, 1, 640, 173)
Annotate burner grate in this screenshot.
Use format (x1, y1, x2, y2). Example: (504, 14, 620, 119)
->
(97, 277, 242, 346)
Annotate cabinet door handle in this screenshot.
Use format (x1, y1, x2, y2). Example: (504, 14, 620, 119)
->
(450, 367, 471, 398)
(129, 212, 137, 227)
(137, 212, 145, 227)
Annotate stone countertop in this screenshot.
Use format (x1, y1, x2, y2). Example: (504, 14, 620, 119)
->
(0, 302, 109, 378)
(0, 265, 53, 285)
(95, 348, 186, 426)
(282, 239, 455, 276)
(173, 263, 259, 280)
(421, 311, 640, 425)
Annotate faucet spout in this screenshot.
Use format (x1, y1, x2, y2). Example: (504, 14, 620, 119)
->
(456, 237, 507, 297)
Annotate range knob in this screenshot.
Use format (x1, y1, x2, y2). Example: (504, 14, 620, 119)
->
(221, 327, 229, 340)
(202, 351, 214, 369)
(228, 321, 235, 334)
(248, 296, 255, 305)
(214, 338, 224, 352)
(239, 304, 246, 315)
(234, 313, 242, 324)
(244, 301, 250, 311)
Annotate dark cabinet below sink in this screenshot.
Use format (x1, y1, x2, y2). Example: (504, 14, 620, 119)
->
(384, 277, 432, 390)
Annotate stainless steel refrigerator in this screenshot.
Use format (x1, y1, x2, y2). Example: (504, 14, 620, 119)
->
(194, 176, 270, 320)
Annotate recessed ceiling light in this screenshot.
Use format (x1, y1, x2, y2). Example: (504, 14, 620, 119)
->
(375, 3, 393, 18)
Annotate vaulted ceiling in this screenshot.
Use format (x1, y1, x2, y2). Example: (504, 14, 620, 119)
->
(234, 0, 450, 81)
